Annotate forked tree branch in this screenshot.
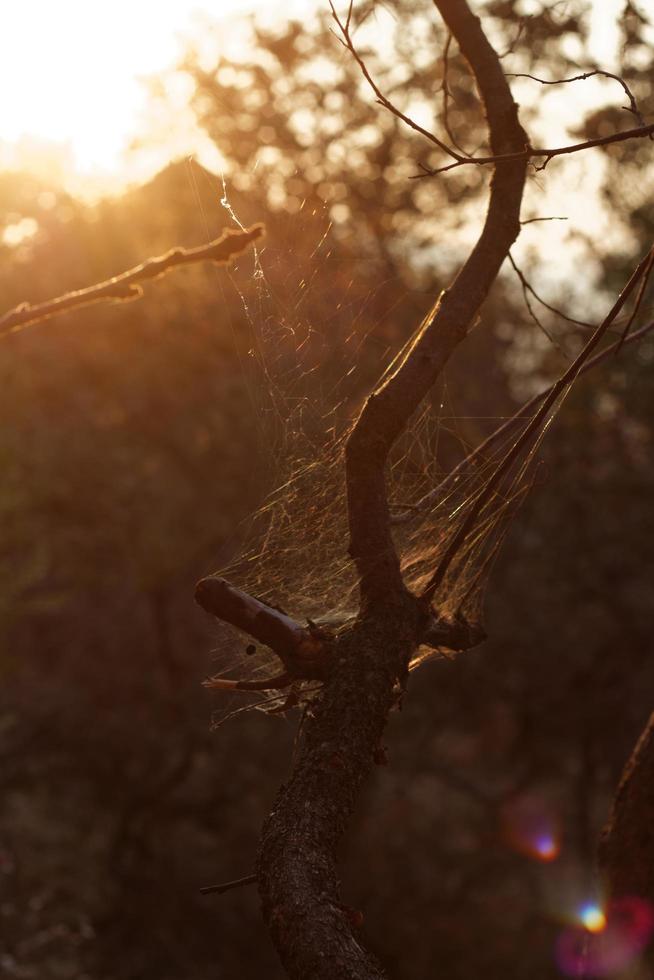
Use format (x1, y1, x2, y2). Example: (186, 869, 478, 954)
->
(416, 121, 654, 177)
(344, 0, 528, 608)
(0, 224, 264, 337)
(256, 3, 530, 979)
(329, 3, 654, 178)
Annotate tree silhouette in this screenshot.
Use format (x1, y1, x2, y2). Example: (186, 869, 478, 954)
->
(3, 2, 654, 978)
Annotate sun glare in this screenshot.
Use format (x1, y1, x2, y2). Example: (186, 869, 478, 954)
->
(0, 1, 627, 200)
(0, 0, 294, 195)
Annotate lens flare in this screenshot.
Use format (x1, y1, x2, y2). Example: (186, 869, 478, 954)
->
(533, 834, 560, 862)
(501, 794, 561, 862)
(580, 904, 607, 933)
(556, 897, 654, 977)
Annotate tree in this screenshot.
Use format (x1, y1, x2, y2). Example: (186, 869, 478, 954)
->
(3, 1, 654, 978)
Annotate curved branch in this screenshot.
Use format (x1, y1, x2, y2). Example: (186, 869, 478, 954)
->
(255, 4, 529, 979)
(345, 0, 529, 607)
(0, 224, 264, 337)
(505, 69, 646, 128)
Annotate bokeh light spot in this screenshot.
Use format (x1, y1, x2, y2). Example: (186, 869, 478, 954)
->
(557, 896, 654, 977)
(501, 794, 561, 863)
(580, 904, 607, 933)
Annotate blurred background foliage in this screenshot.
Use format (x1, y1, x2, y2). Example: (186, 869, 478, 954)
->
(1, 2, 653, 978)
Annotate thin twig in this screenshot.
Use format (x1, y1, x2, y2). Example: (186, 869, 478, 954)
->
(0, 225, 264, 337)
(508, 253, 568, 350)
(440, 33, 470, 156)
(329, 1, 464, 162)
(415, 121, 654, 177)
(520, 215, 568, 225)
(505, 69, 647, 128)
(392, 313, 654, 526)
(615, 249, 654, 354)
(200, 873, 258, 896)
(330, 5, 654, 179)
(508, 252, 595, 330)
(498, 17, 527, 59)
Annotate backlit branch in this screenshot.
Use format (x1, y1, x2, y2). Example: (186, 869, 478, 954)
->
(344, 0, 529, 607)
(0, 224, 264, 337)
(329, 1, 462, 163)
(420, 243, 654, 602)
(417, 121, 654, 176)
(195, 576, 328, 691)
(391, 312, 654, 526)
(508, 251, 595, 334)
(506, 69, 647, 129)
(329, 3, 654, 180)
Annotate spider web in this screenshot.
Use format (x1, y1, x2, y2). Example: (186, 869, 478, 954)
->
(192, 168, 569, 722)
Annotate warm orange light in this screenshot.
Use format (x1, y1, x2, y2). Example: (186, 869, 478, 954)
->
(0, 0, 269, 191)
(580, 904, 607, 933)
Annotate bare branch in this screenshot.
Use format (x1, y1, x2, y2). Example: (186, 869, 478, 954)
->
(0, 224, 264, 337)
(329, 1, 464, 163)
(345, 0, 529, 607)
(520, 215, 568, 225)
(505, 69, 647, 128)
(393, 312, 654, 525)
(615, 247, 654, 353)
(420, 244, 654, 602)
(440, 33, 471, 156)
(508, 251, 595, 332)
(195, 577, 328, 689)
(416, 121, 654, 177)
(200, 873, 258, 896)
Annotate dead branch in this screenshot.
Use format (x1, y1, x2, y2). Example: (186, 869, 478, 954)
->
(392, 312, 654, 525)
(255, 4, 530, 978)
(505, 69, 646, 128)
(420, 244, 654, 602)
(615, 248, 654, 353)
(329, 1, 461, 163)
(329, 4, 654, 180)
(195, 577, 328, 689)
(440, 33, 471, 156)
(416, 121, 654, 176)
(200, 873, 258, 896)
(508, 252, 594, 331)
(344, 0, 528, 607)
(0, 224, 264, 337)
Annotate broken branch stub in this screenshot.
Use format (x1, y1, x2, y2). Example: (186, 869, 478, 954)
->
(194, 577, 328, 688)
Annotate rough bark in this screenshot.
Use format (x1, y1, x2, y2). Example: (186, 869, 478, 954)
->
(257, 597, 420, 980)
(345, 0, 528, 608)
(256, 2, 529, 978)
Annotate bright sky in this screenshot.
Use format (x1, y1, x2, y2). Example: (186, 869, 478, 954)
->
(0, 0, 312, 197)
(0, 0, 628, 200)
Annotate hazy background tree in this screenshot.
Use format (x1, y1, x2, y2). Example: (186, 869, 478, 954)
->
(1, 2, 653, 978)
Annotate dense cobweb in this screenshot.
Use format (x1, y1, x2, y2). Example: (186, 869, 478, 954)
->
(192, 166, 566, 720)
